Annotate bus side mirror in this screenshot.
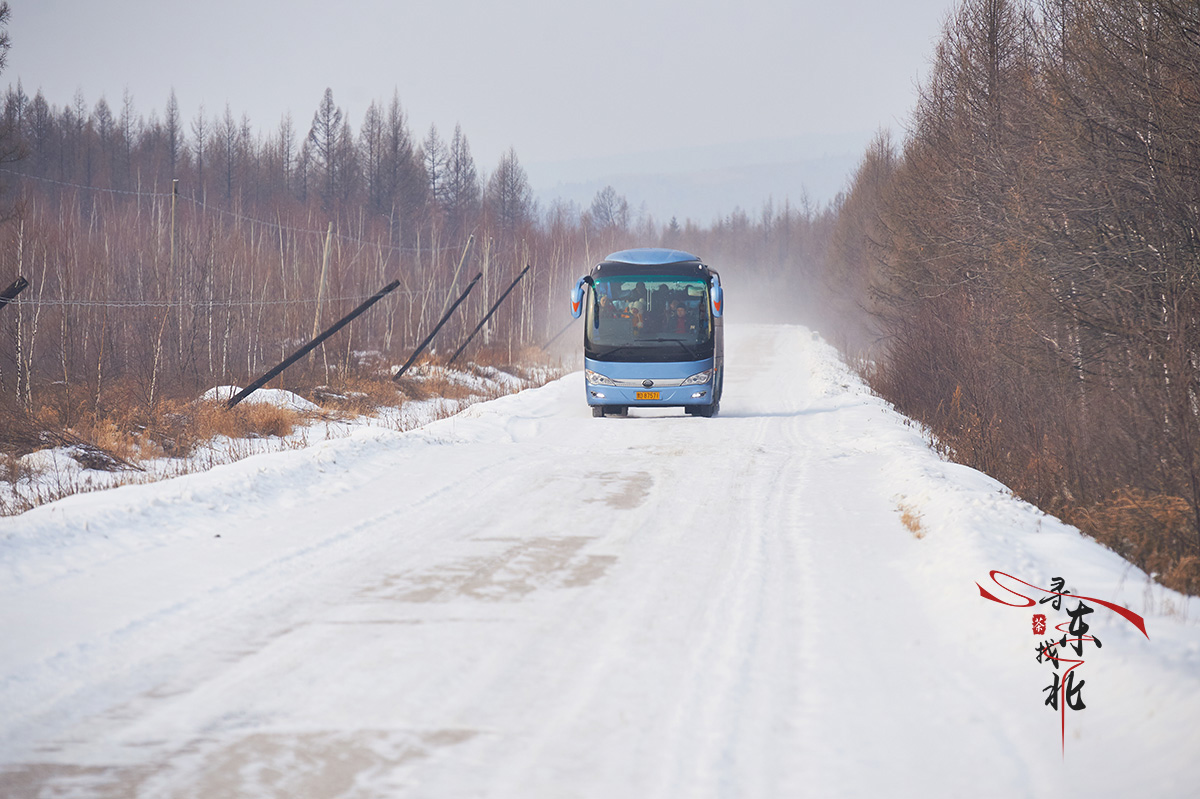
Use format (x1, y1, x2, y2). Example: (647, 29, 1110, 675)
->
(570, 276, 591, 319)
(711, 276, 724, 318)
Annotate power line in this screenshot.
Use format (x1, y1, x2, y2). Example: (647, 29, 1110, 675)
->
(0, 168, 169, 199)
(2, 291, 421, 309)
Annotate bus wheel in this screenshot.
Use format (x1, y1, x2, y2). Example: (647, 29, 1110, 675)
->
(695, 402, 719, 418)
(592, 406, 606, 417)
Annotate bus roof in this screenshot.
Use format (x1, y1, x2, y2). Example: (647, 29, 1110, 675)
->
(603, 248, 701, 266)
(595, 248, 713, 278)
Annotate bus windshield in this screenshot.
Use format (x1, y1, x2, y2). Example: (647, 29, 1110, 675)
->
(585, 275, 712, 362)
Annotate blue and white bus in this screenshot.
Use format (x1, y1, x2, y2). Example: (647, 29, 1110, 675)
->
(570, 248, 724, 418)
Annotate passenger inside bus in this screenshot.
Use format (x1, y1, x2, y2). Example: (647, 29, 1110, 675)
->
(588, 277, 710, 347)
(673, 305, 691, 334)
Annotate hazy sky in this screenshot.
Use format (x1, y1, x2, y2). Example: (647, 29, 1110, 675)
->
(9, 0, 956, 174)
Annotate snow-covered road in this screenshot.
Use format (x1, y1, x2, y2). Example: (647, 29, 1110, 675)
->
(2, 325, 1198, 798)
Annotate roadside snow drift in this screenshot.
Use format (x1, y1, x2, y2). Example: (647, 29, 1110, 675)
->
(200, 385, 323, 411)
(1, 325, 1197, 798)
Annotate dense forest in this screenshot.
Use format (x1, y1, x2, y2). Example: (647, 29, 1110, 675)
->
(827, 0, 1200, 593)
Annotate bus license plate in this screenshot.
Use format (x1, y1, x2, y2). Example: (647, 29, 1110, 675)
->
(636, 391, 660, 400)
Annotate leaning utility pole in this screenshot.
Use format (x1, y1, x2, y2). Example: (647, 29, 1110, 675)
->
(448, 265, 531, 366)
(227, 279, 401, 408)
(393, 272, 483, 382)
(0, 276, 29, 314)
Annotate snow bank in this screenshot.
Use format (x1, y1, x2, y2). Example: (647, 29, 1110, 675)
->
(1, 367, 554, 516)
(200, 385, 322, 412)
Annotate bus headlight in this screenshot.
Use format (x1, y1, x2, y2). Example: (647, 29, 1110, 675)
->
(586, 369, 615, 386)
(681, 369, 712, 386)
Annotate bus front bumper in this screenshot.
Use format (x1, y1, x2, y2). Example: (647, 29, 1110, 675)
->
(586, 384, 712, 407)
(583, 358, 715, 408)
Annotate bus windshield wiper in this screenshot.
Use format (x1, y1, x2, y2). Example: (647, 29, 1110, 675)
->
(641, 338, 698, 359)
(593, 344, 640, 359)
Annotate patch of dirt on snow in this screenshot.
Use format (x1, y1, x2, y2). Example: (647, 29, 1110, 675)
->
(365, 536, 618, 602)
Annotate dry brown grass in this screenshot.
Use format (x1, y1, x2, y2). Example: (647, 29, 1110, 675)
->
(1071, 490, 1200, 596)
(312, 375, 402, 415)
(3, 389, 312, 472)
(1, 452, 33, 484)
(394, 364, 479, 402)
(0, 399, 46, 458)
(194, 400, 308, 440)
(897, 500, 926, 539)
(2, 348, 563, 517)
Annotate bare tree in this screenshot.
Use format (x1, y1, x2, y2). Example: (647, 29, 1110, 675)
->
(116, 89, 138, 188)
(26, 90, 51, 174)
(589, 185, 628, 230)
(359, 100, 385, 213)
(382, 91, 425, 228)
(277, 112, 295, 194)
(164, 89, 182, 176)
(334, 117, 359, 205)
(307, 87, 344, 209)
(0, 3, 10, 76)
(442, 123, 480, 239)
(190, 104, 208, 193)
(215, 104, 238, 200)
(70, 90, 95, 186)
(420, 123, 447, 216)
(486, 146, 533, 236)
